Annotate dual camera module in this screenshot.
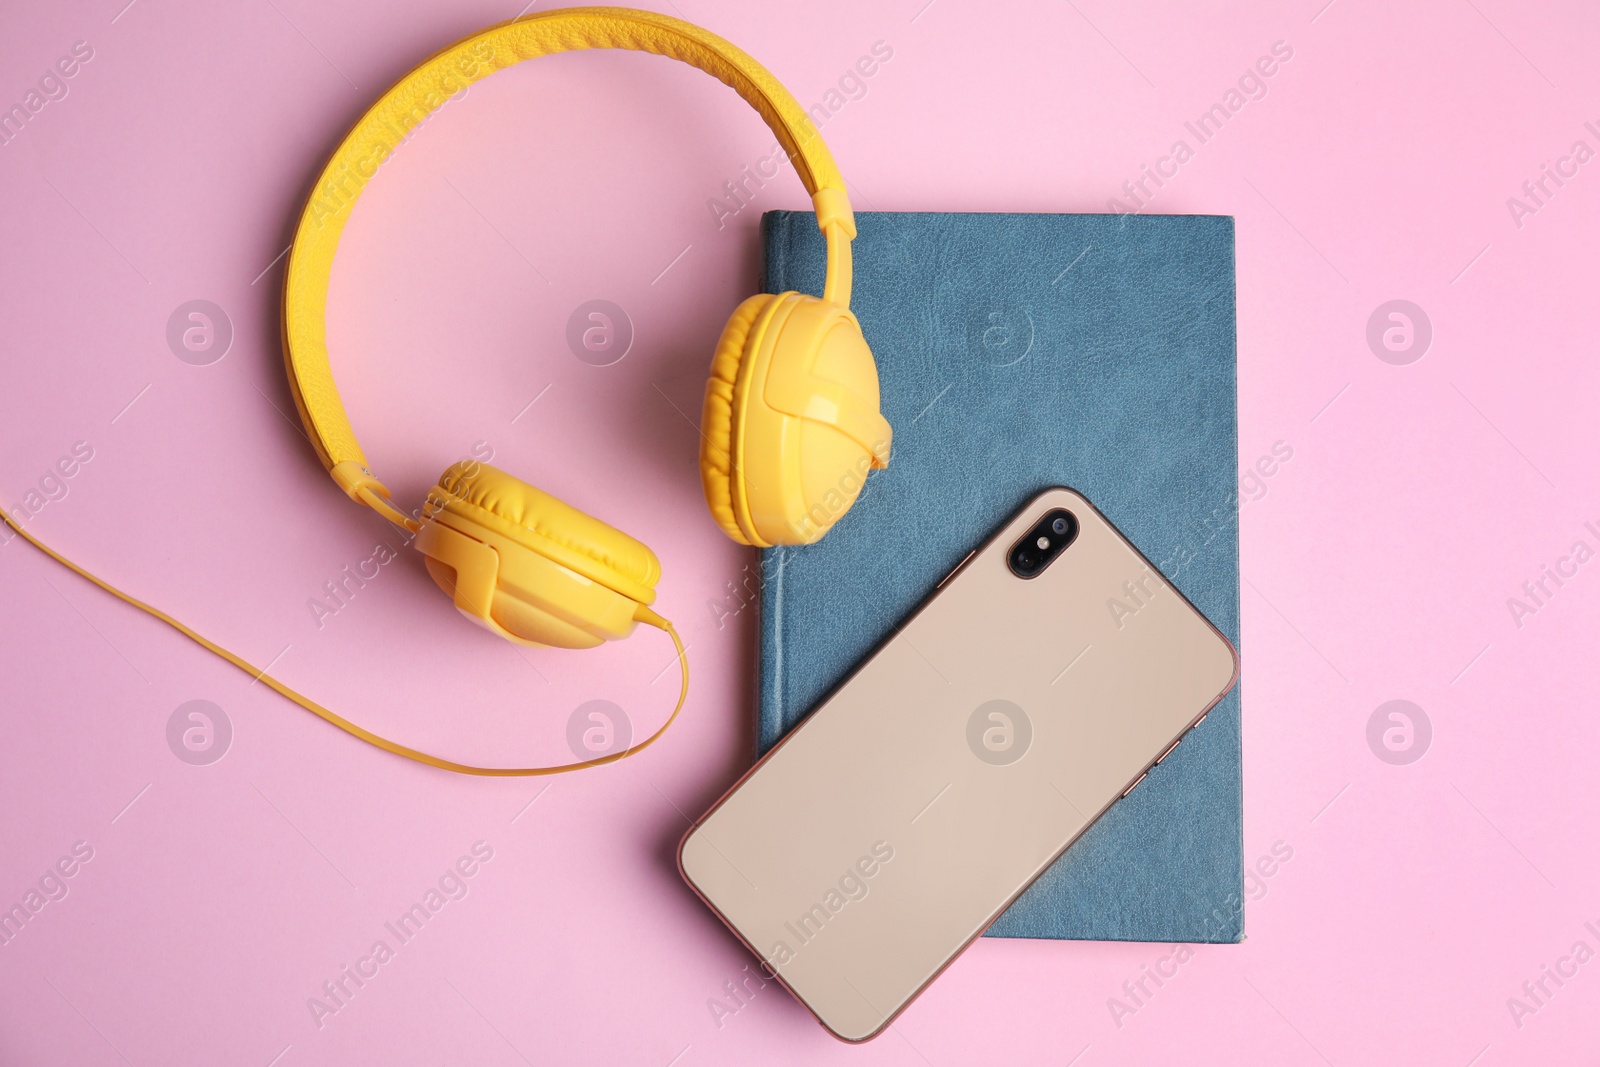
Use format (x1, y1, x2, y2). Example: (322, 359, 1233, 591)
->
(1008, 509, 1079, 579)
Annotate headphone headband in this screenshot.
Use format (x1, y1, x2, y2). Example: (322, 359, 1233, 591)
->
(282, 6, 857, 508)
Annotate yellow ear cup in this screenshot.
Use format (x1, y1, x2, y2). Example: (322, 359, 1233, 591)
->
(415, 462, 662, 648)
(700, 293, 781, 545)
(698, 293, 893, 548)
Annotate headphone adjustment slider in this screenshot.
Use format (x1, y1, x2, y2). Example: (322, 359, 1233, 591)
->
(330, 460, 390, 503)
(812, 188, 856, 239)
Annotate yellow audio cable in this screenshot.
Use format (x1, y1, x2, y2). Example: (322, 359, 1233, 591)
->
(0, 504, 688, 777)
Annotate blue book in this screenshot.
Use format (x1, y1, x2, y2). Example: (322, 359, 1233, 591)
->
(755, 210, 1242, 942)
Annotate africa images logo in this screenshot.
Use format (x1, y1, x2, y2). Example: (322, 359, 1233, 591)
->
(966, 700, 1033, 765)
(761, 842, 895, 973)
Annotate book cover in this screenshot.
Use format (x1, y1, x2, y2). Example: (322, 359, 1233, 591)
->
(755, 210, 1243, 942)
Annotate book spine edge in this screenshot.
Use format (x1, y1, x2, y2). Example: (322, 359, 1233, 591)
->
(755, 211, 794, 755)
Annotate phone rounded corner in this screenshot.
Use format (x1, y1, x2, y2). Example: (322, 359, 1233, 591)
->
(675, 823, 704, 891)
(1223, 639, 1242, 693)
(1030, 484, 1090, 510)
(820, 1009, 896, 1045)
(1213, 632, 1242, 702)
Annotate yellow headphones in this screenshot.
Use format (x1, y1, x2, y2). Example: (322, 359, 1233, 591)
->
(284, 7, 890, 650)
(2, 9, 890, 777)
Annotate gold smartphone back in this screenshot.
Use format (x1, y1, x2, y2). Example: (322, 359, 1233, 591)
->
(679, 488, 1239, 1041)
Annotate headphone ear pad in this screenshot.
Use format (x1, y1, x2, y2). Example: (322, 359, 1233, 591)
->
(417, 462, 660, 648)
(699, 293, 775, 545)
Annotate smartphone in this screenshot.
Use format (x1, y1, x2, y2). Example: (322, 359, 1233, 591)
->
(678, 487, 1239, 1041)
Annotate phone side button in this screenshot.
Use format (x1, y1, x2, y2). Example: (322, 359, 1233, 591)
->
(936, 549, 977, 589)
(1192, 712, 1208, 729)
(1121, 772, 1148, 798)
(1155, 739, 1180, 765)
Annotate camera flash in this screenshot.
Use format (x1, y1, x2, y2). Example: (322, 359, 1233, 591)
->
(1037, 536, 1050, 550)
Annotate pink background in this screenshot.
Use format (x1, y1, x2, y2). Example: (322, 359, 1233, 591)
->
(2, 0, 1597, 1063)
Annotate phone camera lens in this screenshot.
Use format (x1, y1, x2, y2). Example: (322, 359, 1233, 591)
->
(1010, 509, 1077, 579)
